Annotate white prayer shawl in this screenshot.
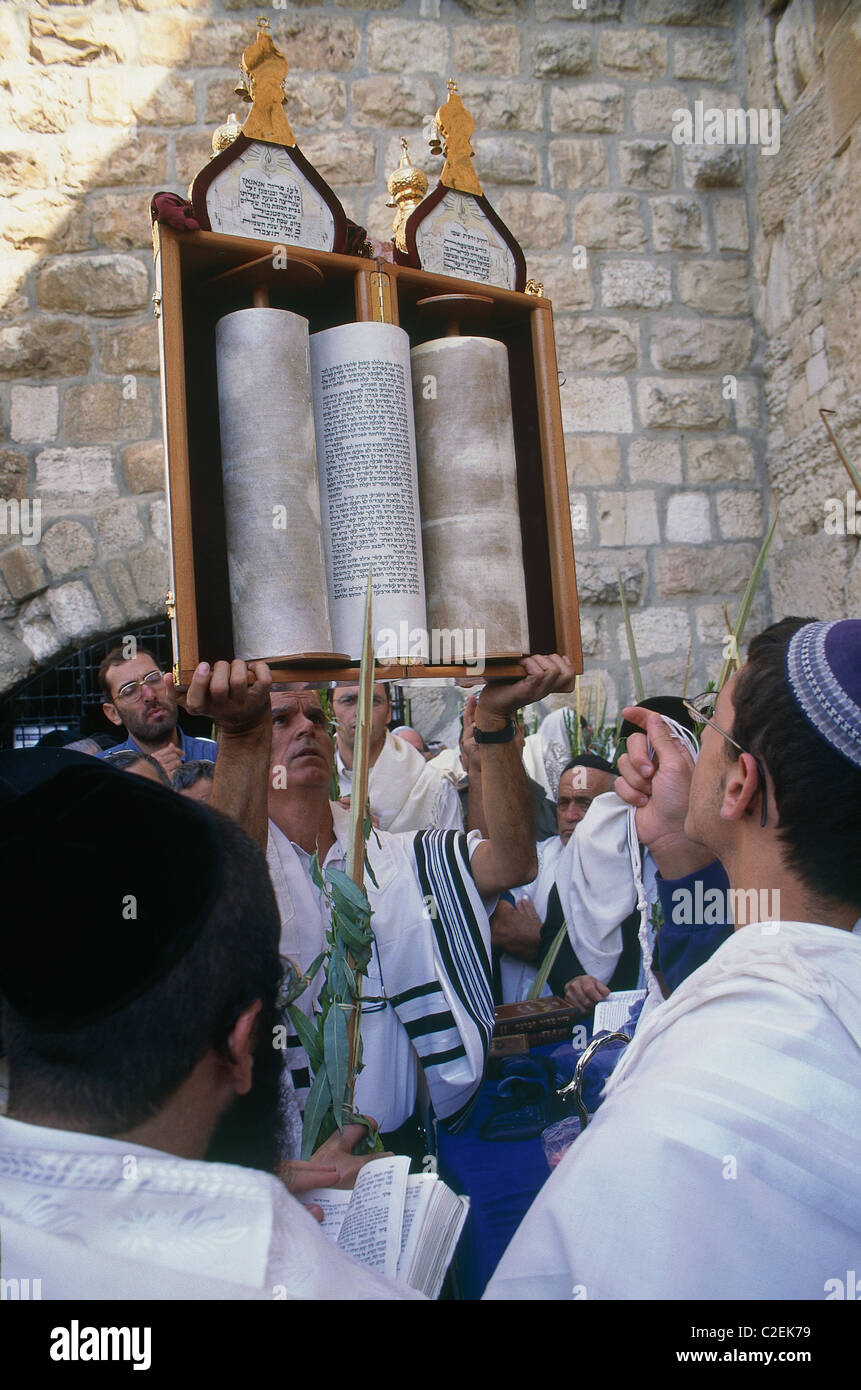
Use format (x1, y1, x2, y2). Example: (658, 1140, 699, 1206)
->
(500, 837, 566, 1003)
(485, 920, 861, 1300)
(427, 747, 464, 782)
(338, 731, 463, 833)
(554, 791, 639, 983)
(267, 806, 495, 1134)
(0, 1117, 421, 1300)
(522, 708, 578, 799)
(512, 834, 566, 922)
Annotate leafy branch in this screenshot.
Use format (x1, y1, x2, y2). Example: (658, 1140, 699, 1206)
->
(288, 571, 382, 1160)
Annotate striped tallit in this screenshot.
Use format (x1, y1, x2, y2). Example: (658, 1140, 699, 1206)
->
(267, 812, 495, 1142)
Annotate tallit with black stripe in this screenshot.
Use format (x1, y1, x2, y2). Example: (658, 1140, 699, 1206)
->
(390, 828, 495, 1131)
(267, 811, 495, 1137)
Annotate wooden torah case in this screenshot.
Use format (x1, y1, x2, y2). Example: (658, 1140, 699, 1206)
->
(154, 223, 582, 685)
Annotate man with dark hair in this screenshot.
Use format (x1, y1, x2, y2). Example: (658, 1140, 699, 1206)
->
(333, 680, 462, 832)
(0, 666, 418, 1300)
(98, 646, 217, 779)
(173, 757, 216, 802)
(102, 747, 173, 786)
(486, 619, 861, 1299)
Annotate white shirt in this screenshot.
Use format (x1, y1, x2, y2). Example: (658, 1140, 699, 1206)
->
(485, 919, 861, 1300)
(268, 813, 418, 1133)
(498, 836, 566, 1003)
(0, 1115, 420, 1300)
(266, 804, 494, 1136)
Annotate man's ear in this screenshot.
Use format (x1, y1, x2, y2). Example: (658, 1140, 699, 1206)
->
(225, 999, 262, 1097)
(102, 700, 123, 728)
(720, 752, 761, 823)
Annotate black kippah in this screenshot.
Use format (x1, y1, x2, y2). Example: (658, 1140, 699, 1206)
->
(0, 762, 224, 1029)
(619, 695, 696, 742)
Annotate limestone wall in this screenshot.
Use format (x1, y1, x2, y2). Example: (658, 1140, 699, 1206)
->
(743, 0, 861, 625)
(0, 0, 779, 708)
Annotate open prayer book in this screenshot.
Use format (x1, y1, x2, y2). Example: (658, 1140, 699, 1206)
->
(306, 1153, 469, 1300)
(592, 989, 646, 1034)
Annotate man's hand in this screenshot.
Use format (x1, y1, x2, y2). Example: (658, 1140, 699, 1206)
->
(277, 1123, 392, 1197)
(477, 654, 576, 729)
(149, 743, 184, 780)
(169, 659, 273, 736)
(176, 661, 274, 849)
(615, 706, 712, 877)
(469, 656, 573, 895)
(491, 897, 542, 962)
(564, 974, 610, 1014)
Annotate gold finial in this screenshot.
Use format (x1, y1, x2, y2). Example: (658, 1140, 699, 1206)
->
(239, 18, 295, 147)
(525, 279, 544, 297)
(212, 112, 243, 155)
(435, 78, 482, 197)
(386, 138, 429, 253)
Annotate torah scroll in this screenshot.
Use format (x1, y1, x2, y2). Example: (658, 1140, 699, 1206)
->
(310, 321, 427, 660)
(411, 335, 530, 655)
(216, 306, 332, 659)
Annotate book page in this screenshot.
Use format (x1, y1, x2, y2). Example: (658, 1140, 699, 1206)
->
(593, 990, 646, 1034)
(332, 1154, 410, 1279)
(397, 1175, 434, 1281)
(310, 322, 427, 659)
(405, 1183, 470, 1300)
(301, 1186, 352, 1244)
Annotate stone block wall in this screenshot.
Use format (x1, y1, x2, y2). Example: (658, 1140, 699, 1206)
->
(744, 0, 861, 623)
(0, 0, 778, 711)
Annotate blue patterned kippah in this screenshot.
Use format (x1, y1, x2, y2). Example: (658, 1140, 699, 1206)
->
(785, 620, 861, 771)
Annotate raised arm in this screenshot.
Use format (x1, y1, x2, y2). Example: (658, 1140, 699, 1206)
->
(461, 694, 488, 837)
(172, 660, 273, 852)
(470, 655, 576, 897)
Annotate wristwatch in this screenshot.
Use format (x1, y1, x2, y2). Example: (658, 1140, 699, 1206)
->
(473, 719, 517, 744)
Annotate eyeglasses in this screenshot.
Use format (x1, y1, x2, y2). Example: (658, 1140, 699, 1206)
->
(682, 691, 768, 829)
(113, 670, 167, 703)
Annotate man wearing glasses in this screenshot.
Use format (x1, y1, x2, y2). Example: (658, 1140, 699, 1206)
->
(486, 617, 861, 1300)
(98, 647, 217, 779)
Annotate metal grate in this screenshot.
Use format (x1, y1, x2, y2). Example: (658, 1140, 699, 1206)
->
(0, 624, 412, 749)
(0, 622, 173, 750)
